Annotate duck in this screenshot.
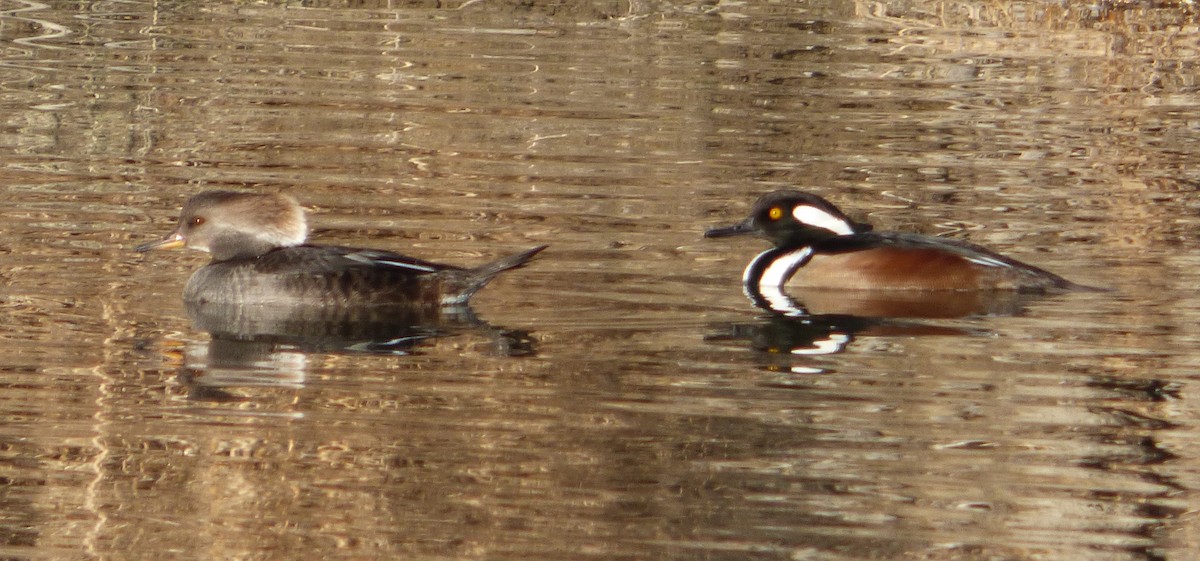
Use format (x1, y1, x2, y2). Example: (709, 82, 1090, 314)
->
(705, 190, 1087, 297)
(136, 191, 546, 309)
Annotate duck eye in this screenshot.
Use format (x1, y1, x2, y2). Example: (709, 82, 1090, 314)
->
(767, 207, 784, 220)
(189, 216, 205, 227)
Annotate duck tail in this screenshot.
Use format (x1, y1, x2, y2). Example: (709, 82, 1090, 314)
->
(443, 245, 548, 305)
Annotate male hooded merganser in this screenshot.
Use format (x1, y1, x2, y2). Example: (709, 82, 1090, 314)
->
(136, 191, 547, 308)
(705, 190, 1086, 296)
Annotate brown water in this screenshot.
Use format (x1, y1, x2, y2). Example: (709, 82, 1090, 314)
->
(0, 1, 1197, 559)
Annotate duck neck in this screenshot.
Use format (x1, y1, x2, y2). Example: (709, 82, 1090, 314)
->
(208, 233, 284, 262)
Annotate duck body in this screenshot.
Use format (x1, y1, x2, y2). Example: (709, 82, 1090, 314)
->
(138, 191, 546, 309)
(745, 230, 1074, 292)
(182, 243, 545, 308)
(707, 190, 1084, 295)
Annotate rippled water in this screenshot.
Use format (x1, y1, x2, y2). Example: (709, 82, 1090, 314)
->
(1, 1, 1198, 559)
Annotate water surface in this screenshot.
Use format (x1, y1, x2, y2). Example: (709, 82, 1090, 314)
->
(0, 1, 1197, 560)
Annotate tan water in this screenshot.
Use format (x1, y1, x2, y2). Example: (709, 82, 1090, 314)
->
(0, 2, 1196, 559)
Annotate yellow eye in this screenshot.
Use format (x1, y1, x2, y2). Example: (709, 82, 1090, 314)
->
(768, 207, 784, 220)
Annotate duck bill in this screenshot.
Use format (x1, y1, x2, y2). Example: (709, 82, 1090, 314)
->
(135, 231, 185, 252)
(704, 218, 756, 239)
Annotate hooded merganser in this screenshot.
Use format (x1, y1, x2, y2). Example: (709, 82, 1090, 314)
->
(136, 191, 547, 308)
(705, 190, 1087, 297)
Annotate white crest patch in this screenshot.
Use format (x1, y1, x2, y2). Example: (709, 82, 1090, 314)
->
(792, 205, 854, 236)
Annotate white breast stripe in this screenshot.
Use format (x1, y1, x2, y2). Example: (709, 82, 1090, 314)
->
(793, 205, 854, 236)
(758, 247, 813, 288)
(742, 248, 813, 315)
(742, 250, 770, 285)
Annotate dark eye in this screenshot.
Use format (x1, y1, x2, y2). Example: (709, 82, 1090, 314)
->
(189, 216, 205, 227)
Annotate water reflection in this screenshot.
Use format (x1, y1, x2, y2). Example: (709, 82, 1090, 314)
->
(706, 313, 978, 373)
(1, 0, 1197, 559)
(179, 339, 308, 403)
(179, 302, 535, 401)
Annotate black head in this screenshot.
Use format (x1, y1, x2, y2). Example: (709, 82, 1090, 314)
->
(705, 190, 871, 246)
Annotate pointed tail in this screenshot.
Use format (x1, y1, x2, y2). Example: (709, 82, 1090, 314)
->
(443, 245, 548, 305)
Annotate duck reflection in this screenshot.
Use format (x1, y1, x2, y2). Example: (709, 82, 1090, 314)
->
(707, 314, 864, 357)
(708, 285, 1035, 369)
(707, 312, 976, 372)
(177, 302, 535, 401)
(178, 339, 308, 402)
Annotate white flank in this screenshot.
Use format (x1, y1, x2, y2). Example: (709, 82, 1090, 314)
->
(792, 205, 855, 235)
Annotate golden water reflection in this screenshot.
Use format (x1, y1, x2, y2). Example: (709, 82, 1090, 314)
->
(0, 1, 1195, 560)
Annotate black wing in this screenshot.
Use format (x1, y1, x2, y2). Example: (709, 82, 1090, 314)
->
(252, 245, 463, 276)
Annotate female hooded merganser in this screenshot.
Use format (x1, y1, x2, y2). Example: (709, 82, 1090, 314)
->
(705, 190, 1086, 296)
(136, 191, 547, 308)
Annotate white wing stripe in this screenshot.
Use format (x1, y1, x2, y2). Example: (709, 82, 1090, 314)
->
(345, 252, 438, 272)
(375, 259, 437, 272)
(965, 255, 1010, 268)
